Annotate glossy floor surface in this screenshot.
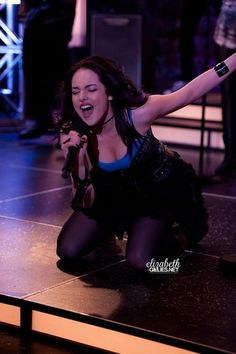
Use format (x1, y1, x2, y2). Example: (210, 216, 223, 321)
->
(0, 131, 236, 354)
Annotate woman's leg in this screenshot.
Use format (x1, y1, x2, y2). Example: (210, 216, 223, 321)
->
(126, 216, 181, 272)
(57, 211, 115, 262)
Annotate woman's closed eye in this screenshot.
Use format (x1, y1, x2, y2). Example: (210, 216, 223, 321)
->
(72, 85, 97, 95)
(88, 87, 97, 92)
(72, 89, 80, 95)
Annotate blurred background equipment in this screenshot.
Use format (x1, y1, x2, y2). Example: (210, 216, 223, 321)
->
(90, 14, 142, 89)
(0, 0, 23, 121)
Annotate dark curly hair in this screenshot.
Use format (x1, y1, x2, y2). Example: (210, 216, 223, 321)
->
(56, 55, 149, 153)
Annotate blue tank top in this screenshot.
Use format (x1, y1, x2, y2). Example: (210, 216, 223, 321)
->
(98, 110, 142, 172)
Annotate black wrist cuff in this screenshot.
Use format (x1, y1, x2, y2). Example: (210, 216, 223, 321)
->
(214, 62, 229, 77)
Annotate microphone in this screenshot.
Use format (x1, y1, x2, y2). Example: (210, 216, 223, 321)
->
(61, 146, 78, 179)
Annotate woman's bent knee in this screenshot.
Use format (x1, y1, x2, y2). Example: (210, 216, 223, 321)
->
(126, 253, 150, 272)
(56, 212, 96, 261)
(56, 241, 80, 262)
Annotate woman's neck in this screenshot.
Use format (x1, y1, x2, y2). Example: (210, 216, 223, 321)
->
(90, 112, 117, 136)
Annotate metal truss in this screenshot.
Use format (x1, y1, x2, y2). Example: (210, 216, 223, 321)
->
(0, 1, 23, 117)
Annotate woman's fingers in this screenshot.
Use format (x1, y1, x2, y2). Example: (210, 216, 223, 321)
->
(61, 131, 88, 164)
(61, 130, 81, 148)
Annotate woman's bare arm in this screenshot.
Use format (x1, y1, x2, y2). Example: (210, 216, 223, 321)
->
(134, 52, 236, 131)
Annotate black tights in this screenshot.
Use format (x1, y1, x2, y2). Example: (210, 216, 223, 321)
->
(57, 211, 181, 272)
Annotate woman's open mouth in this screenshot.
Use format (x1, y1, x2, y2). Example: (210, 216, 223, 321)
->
(80, 104, 94, 118)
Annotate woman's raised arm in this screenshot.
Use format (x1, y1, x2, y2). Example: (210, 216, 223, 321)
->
(136, 52, 236, 130)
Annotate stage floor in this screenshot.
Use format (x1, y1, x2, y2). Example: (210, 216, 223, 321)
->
(0, 132, 236, 354)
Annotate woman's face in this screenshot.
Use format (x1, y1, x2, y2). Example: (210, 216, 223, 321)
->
(71, 68, 113, 127)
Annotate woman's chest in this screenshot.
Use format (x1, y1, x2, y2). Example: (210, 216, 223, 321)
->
(92, 135, 128, 163)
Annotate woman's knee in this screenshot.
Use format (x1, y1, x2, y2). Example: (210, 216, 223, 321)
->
(126, 251, 150, 272)
(57, 230, 96, 261)
(56, 234, 80, 261)
(56, 212, 97, 261)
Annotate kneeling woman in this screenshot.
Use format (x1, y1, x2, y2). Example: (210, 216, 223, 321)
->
(56, 54, 236, 272)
